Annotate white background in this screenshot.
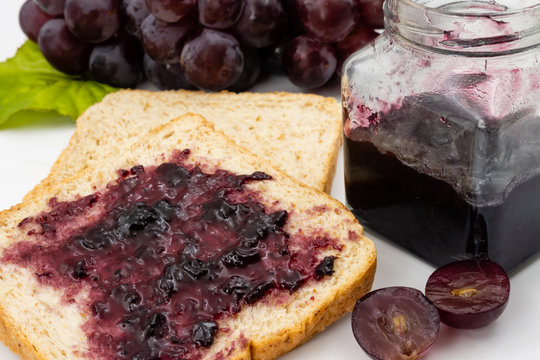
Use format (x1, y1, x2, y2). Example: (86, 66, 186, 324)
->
(1, 1, 539, 359)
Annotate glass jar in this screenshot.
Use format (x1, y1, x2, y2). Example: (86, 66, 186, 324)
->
(342, 0, 540, 272)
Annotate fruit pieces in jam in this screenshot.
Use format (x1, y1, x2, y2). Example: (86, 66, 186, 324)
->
(2, 150, 340, 360)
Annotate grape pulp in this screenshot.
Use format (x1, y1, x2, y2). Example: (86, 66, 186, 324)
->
(425, 259, 510, 329)
(352, 287, 440, 360)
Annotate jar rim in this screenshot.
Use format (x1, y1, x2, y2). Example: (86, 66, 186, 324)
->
(384, 0, 540, 55)
(394, 0, 540, 18)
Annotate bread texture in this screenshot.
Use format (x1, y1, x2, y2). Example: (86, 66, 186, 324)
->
(0, 113, 375, 360)
(30, 90, 342, 197)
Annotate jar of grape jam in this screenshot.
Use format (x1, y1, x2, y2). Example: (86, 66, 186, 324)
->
(342, 0, 540, 272)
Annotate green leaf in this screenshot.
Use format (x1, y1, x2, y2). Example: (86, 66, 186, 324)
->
(0, 40, 118, 125)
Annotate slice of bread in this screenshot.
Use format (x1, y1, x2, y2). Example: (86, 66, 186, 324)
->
(0, 113, 375, 360)
(31, 90, 341, 198)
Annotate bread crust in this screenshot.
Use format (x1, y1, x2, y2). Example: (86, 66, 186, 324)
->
(0, 304, 45, 360)
(25, 90, 342, 202)
(0, 113, 375, 360)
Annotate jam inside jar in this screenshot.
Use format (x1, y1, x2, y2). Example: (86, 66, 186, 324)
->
(342, 0, 540, 272)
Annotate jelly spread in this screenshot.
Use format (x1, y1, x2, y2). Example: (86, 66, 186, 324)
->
(2, 150, 338, 360)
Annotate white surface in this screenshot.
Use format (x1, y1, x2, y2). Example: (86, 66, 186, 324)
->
(1, 1, 540, 359)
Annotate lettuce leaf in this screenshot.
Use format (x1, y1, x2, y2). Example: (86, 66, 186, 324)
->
(0, 41, 118, 125)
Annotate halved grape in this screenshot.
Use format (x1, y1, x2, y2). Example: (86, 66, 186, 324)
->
(33, 0, 66, 16)
(233, 0, 286, 48)
(335, 27, 378, 75)
(38, 18, 92, 75)
(352, 287, 440, 360)
(282, 35, 336, 89)
(20, 0, 54, 42)
(180, 29, 244, 91)
(297, 0, 356, 43)
(355, 0, 385, 30)
(198, 0, 244, 29)
(89, 34, 144, 88)
(121, 0, 150, 39)
(143, 54, 195, 90)
(145, 0, 196, 23)
(140, 14, 195, 64)
(64, 0, 121, 43)
(425, 259, 510, 329)
(228, 47, 261, 92)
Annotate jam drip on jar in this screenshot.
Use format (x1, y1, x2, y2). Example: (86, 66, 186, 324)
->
(2, 153, 337, 360)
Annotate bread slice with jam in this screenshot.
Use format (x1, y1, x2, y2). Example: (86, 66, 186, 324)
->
(0, 113, 375, 360)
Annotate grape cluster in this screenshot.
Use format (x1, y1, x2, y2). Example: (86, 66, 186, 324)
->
(19, 0, 381, 91)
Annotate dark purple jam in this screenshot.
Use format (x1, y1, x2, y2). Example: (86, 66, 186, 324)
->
(344, 136, 540, 273)
(2, 150, 338, 360)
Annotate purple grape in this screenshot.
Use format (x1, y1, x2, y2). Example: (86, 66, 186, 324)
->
(198, 0, 244, 29)
(64, 0, 121, 43)
(228, 46, 261, 92)
(282, 35, 336, 89)
(282, 0, 305, 34)
(140, 14, 195, 64)
(297, 0, 356, 43)
(89, 34, 144, 88)
(425, 259, 510, 329)
(20, 0, 55, 42)
(121, 0, 150, 38)
(180, 29, 244, 91)
(335, 27, 378, 75)
(355, 0, 385, 29)
(33, 0, 65, 16)
(143, 54, 195, 90)
(233, 0, 286, 48)
(145, 0, 196, 23)
(352, 287, 440, 360)
(38, 18, 92, 75)
(263, 41, 287, 74)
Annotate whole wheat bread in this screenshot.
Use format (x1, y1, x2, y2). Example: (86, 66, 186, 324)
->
(29, 90, 341, 199)
(0, 113, 375, 360)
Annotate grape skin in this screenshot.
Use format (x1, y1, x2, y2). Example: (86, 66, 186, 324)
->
(89, 34, 144, 88)
(143, 54, 195, 90)
(38, 18, 93, 75)
(180, 28, 244, 91)
(282, 35, 337, 89)
(33, 0, 65, 17)
(355, 0, 385, 29)
(228, 46, 261, 92)
(297, 0, 357, 43)
(145, 0, 196, 23)
(198, 0, 244, 30)
(20, 0, 54, 42)
(140, 14, 195, 64)
(233, 0, 286, 48)
(121, 0, 151, 39)
(64, 0, 121, 43)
